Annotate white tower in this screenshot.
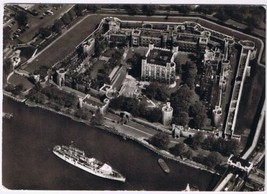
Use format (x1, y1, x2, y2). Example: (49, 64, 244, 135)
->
(162, 102, 173, 126)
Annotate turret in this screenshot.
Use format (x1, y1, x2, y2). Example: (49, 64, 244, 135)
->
(162, 102, 173, 126)
(56, 68, 67, 87)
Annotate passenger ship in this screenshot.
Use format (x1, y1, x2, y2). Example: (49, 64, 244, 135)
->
(53, 145, 126, 182)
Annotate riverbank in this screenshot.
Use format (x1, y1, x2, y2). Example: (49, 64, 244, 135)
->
(3, 96, 220, 190)
(20, 96, 219, 175)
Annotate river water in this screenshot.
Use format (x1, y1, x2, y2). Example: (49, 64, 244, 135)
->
(2, 97, 219, 190)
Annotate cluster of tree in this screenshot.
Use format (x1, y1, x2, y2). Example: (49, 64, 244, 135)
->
(213, 6, 265, 29)
(94, 35, 108, 57)
(148, 132, 170, 150)
(5, 84, 24, 96)
(143, 82, 169, 102)
(90, 108, 104, 125)
(14, 11, 28, 27)
(38, 27, 52, 39)
(184, 132, 239, 156)
(3, 26, 12, 44)
(171, 84, 194, 113)
(27, 88, 47, 104)
(142, 5, 156, 16)
(74, 4, 100, 15)
(123, 5, 140, 16)
(110, 96, 162, 123)
(189, 101, 207, 129)
(194, 5, 220, 15)
(40, 5, 89, 37)
(169, 142, 193, 159)
(192, 151, 223, 169)
(123, 5, 157, 16)
(33, 65, 49, 79)
(107, 50, 124, 70)
(172, 5, 192, 15)
(172, 111, 189, 126)
(74, 108, 92, 120)
(41, 86, 78, 108)
(127, 53, 142, 78)
(3, 59, 13, 78)
(182, 61, 197, 90)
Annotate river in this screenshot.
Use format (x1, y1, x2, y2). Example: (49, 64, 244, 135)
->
(2, 97, 219, 190)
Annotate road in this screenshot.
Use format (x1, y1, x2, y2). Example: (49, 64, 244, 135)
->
(18, 5, 74, 43)
(104, 113, 181, 145)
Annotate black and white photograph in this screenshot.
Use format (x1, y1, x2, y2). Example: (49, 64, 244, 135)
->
(1, 3, 266, 192)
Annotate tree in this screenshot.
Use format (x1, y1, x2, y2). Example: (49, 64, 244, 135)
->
(142, 5, 155, 16)
(91, 107, 104, 126)
(183, 149, 193, 159)
(124, 5, 139, 15)
(172, 111, 189, 126)
(67, 9, 77, 20)
(52, 19, 64, 33)
(61, 13, 72, 25)
(12, 84, 24, 95)
(174, 59, 182, 74)
(74, 4, 87, 16)
(202, 135, 216, 150)
(146, 108, 162, 123)
(170, 143, 188, 156)
(174, 5, 191, 14)
(190, 101, 207, 129)
(192, 132, 205, 148)
(171, 84, 194, 113)
(87, 5, 99, 13)
(15, 11, 28, 26)
(39, 27, 52, 39)
(186, 77, 195, 89)
(205, 152, 223, 168)
(149, 132, 170, 149)
(3, 26, 12, 44)
(75, 108, 91, 120)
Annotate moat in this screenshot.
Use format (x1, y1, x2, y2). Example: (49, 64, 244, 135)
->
(2, 97, 219, 190)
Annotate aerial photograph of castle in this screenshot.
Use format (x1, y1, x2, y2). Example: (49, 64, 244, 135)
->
(2, 3, 265, 192)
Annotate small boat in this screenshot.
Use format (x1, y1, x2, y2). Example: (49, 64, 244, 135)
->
(3, 112, 13, 119)
(158, 158, 170, 173)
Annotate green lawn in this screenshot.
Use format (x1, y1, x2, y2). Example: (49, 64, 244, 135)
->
(90, 60, 106, 79)
(19, 5, 74, 43)
(24, 14, 104, 73)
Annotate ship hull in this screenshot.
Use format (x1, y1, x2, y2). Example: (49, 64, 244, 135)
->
(53, 146, 125, 182)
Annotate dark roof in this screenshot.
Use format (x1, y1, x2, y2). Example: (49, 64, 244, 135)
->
(230, 156, 250, 167)
(147, 49, 173, 66)
(141, 30, 161, 38)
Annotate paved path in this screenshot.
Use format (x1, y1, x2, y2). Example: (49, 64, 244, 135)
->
(104, 113, 180, 145)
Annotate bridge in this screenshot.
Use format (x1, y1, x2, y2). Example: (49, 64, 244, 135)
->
(213, 99, 265, 191)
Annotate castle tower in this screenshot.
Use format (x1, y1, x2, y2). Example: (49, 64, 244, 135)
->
(162, 102, 173, 126)
(79, 97, 84, 108)
(56, 68, 67, 87)
(100, 98, 110, 115)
